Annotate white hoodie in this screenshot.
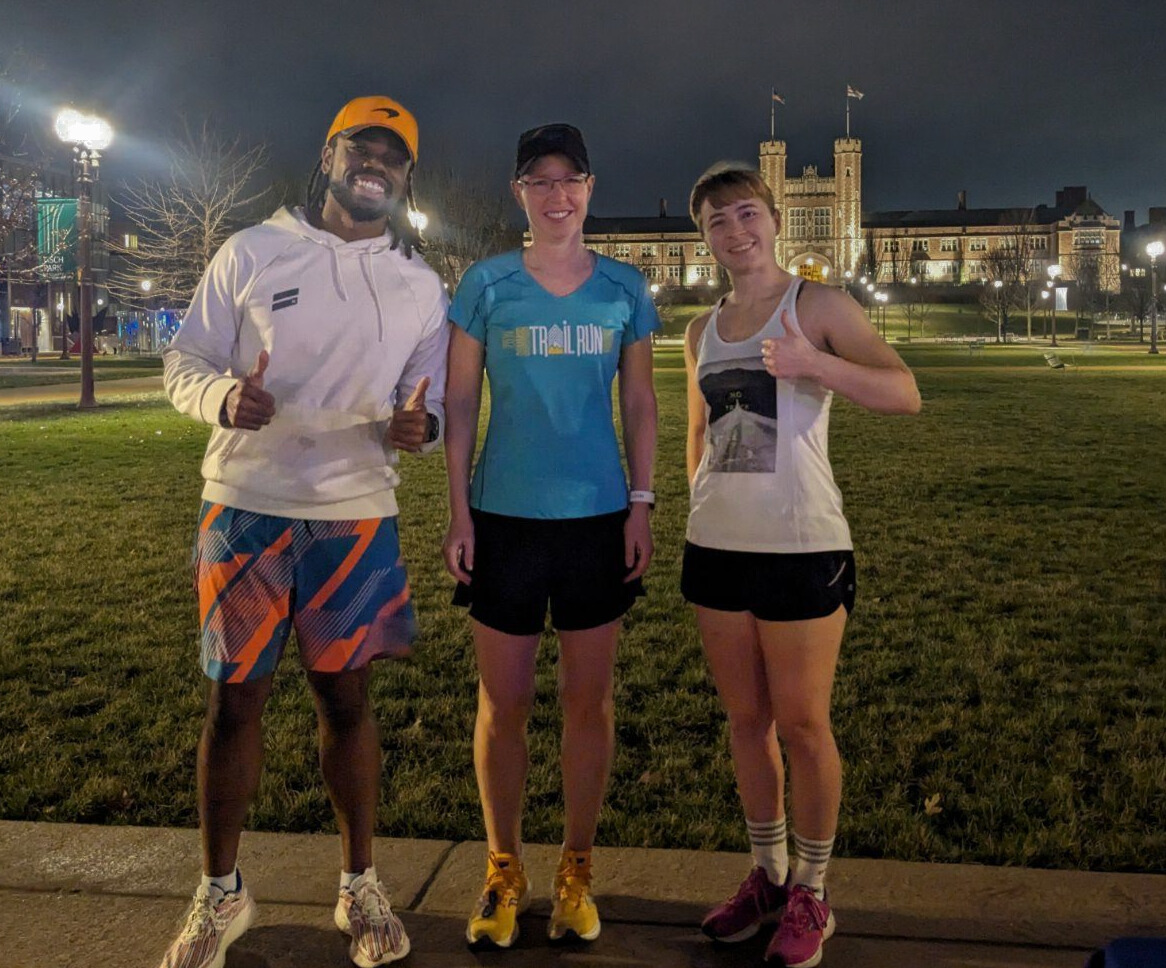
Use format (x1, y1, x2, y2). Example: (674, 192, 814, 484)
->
(163, 206, 449, 520)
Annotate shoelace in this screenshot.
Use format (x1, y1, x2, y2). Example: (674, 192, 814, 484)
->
(179, 890, 219, 941)
(555, 866, 591, 909)
(784, 892, 827, 934)
(353, 880, 390, 926)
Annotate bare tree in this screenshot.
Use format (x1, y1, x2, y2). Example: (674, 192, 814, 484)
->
(0, 47, 49, 357)
(1066, 250, 1103, 340)
(413, 165, 516, 287)
(110, 123, 270, 308)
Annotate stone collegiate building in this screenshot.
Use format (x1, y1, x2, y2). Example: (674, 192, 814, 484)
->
(582, 133, 1121, 294)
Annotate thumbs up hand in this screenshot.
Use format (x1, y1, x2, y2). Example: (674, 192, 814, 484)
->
(761, 310, 822, 382)
(223, 350, 276, 430)
(387, 376, 434, 452)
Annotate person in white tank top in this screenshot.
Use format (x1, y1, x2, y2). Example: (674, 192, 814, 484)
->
(682, 163, 920, 968)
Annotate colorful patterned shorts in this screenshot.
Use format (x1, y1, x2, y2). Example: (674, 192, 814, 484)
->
(192, 502, 417, 682)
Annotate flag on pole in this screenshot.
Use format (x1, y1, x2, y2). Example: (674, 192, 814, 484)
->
(846, 85, 864, 100)
(772, 89, 786, 104)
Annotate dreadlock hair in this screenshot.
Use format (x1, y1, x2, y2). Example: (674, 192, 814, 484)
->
(304, 143, 425, 259)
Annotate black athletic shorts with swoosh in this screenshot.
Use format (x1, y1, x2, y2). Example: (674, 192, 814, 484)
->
(681, 544, 855, 621)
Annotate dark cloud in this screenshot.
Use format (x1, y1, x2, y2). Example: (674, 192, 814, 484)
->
(8, 0, 1165, 221)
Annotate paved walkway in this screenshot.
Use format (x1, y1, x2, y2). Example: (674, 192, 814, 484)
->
(0, 375, 164, 406)
(1, 821, 1162, 967)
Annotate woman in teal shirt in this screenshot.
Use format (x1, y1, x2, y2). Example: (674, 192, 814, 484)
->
(443, 123, 658, 950)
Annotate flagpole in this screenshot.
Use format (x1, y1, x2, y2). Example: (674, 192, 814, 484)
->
(770, 90, 775, 141)
(846, 95, 850, 139)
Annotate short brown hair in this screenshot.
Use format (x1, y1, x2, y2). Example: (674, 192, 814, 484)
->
(689, 163, 776, 230)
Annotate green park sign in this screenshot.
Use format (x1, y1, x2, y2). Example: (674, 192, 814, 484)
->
(36, 198, 77, 281)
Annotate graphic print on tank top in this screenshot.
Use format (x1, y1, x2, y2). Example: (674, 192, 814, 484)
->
(699, 357, 777, 473)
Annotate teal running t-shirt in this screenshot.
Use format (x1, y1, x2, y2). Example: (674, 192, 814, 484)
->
(449, 250, 659, 519)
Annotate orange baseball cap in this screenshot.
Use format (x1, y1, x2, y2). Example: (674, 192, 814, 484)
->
(326, 96, 419, 162)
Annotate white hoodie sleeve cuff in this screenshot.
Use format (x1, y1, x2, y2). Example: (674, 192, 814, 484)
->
(199, 377, 239, 427)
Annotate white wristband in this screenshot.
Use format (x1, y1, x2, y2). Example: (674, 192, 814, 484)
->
(629, 489, 656, 508)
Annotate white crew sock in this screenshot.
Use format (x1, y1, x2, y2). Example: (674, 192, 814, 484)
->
(342, 865, 376, 890)
(201, 868, 240, 896)
(746, 816, 789, 886)
(791, 831, 834, 897)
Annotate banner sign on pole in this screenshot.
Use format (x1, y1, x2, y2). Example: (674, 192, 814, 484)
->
(37, 198, 78, 281)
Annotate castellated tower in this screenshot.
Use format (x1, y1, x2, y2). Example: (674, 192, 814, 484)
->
(834, 138, 862, 278)
(757, 134, 863, 285)
(759, 140, 787, 266)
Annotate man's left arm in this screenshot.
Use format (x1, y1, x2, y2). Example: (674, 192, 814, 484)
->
(386, 299, 451, 454)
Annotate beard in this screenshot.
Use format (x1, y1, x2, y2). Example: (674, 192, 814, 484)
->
(327, 175, 398, 223)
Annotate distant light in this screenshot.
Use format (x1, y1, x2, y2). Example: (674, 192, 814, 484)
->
(1041, 290, 1050, 300)
(1047, 263, 1063, 280)
(650, 283, 660, 294)
(821, 266, 829, 278)
(993, 280, 1003, 289)
(56, 299, 64, 312)
(408, 209, 429, 231)
(910, 276, 918, 284)
(97, 298, 104, 306)
(866, 283, 874, 292)
(140, 280, 153, 292)
(844, 270, 853, 280)
(54, 108, 113, 150)
(807, 257, 815, 265)
(707, 278, 716, 287)
(859, 275, 868, 284)
(1147, 240, 1165, 259)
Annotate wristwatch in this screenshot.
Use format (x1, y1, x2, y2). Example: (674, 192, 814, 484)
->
(424, 412, 440, 444)
(629, 489, 656, 510)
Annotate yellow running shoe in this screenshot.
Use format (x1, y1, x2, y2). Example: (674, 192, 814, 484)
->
(465, 851, 529, 949)
(548, 847, 600, 942)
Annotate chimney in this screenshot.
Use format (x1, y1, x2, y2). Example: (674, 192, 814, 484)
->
(957, 190, 967, 211)
(1150, 207, 1166, 227)
(659, 197, 668, 218)
(1124, 210, 1136, 231)
(1056, 186, 1087, 210)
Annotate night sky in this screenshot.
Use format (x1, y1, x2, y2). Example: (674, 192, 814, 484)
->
(7, 1, 1165, 223)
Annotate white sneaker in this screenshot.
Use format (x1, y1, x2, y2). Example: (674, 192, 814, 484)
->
(158, 882, 256, 968)
(335, 870, 411, 966)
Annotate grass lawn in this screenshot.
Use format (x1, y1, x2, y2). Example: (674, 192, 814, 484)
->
(0, 355, 164, 390)
(1, 353, 1163, 873)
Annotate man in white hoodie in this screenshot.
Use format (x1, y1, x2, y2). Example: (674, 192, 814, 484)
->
(158, 96, 448, 968)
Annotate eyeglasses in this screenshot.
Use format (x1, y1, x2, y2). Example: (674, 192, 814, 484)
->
(517, 174, 590, 196)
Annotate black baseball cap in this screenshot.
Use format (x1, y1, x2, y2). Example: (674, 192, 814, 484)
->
(515, 124, 590, 178)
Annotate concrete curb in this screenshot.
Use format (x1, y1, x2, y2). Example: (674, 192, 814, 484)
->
(1, 821, 1162, 967)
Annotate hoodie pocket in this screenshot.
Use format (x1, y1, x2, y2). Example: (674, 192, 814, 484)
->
(206, 402, 391, 504)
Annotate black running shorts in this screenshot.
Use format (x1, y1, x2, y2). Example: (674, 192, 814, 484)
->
(681, 543, 855, 621)
(453, 509, 645, 635)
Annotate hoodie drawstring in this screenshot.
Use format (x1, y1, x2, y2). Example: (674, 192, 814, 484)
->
(330, 246, 348, 303)
(361, 249, 386, 343)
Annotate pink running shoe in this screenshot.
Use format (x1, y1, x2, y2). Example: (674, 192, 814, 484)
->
(766, 884, 835, 967)
(701, 866, 788, 943)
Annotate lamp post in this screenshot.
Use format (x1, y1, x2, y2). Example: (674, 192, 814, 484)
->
(992, 279, 1004, 342)
(55, 108, 113, 409)
(1047, 264, 1063, 347)
(1147, 241, 1164, 356)
(874, 290, 889, 338)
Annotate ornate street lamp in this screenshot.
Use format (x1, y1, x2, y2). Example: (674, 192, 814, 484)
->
(55, 108, 113, 409)
(1147, 241, 1164, 356)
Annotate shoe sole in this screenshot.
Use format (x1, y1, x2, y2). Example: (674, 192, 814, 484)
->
(769, 911, 836, 968)
(547, 920, 601, 943)
(206, 897, 257, 968)
(703, 909, 783, 945)
(465, 891, 530, 950)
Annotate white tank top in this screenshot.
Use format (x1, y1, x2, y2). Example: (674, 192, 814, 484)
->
(687, 278, 852, 553)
